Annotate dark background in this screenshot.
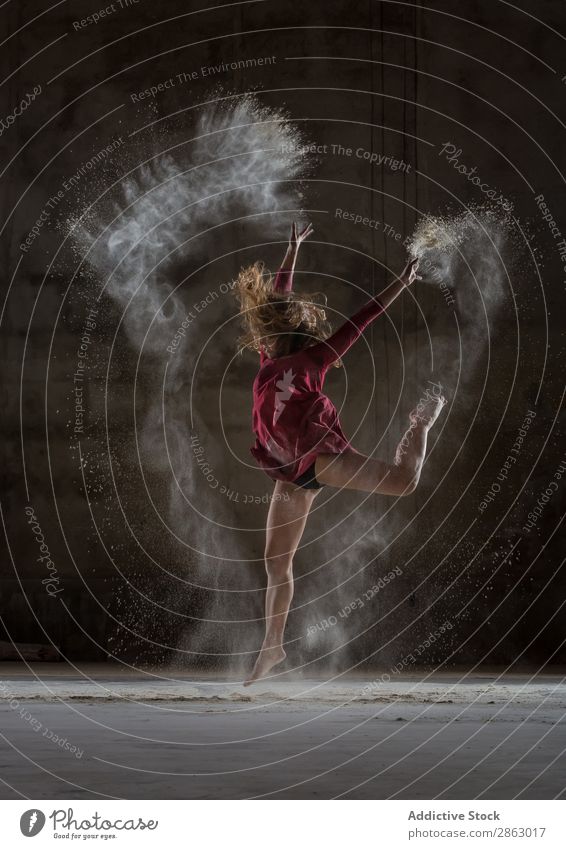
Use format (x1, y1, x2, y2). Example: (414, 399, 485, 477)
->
(1, 0, 564, 675)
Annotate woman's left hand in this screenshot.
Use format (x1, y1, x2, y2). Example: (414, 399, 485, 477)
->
(290, 221, 314, 248)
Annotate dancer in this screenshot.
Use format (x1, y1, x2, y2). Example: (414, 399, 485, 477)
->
(235, 223, 446, 685)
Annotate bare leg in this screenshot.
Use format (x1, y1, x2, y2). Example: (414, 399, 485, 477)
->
(244, 480, 320, 686)
(315, 394, 446, 495)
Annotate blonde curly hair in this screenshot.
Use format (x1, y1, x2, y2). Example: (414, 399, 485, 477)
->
(233, 262, 340, 364)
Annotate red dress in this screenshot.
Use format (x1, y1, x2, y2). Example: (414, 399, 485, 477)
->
(250, 267, 385, 482)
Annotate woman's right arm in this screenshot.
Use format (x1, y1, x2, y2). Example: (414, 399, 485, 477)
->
(307, 258, 419, 369)
(307, 297, 385, 368)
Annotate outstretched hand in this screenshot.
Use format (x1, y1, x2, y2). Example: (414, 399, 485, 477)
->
(399, 257, 420, 286)
(290, 221, 314, 248)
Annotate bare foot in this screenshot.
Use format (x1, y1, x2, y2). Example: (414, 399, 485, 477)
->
(410, 394, 446, 429)
(243, 645, 286, 687)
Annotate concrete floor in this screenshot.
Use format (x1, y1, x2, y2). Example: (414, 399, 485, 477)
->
(1, 665, 565, 799)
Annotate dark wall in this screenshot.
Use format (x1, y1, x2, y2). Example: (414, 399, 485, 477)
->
(1, 0, 565, 673)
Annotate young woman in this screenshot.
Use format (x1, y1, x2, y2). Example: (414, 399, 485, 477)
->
(235, 223, 445, 685)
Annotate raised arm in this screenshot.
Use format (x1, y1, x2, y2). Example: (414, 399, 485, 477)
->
(308, 258, 420, 369)
(259, 222, 314, 362)
(376, 257, 419, 310)
(272, 221, 314, 293)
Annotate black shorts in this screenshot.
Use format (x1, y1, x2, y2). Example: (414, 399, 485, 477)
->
(292, 461, 324, 490)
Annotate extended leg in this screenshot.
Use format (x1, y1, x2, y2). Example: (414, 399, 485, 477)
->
(315, 394, 445, 496)
(244, 480, 319, 685)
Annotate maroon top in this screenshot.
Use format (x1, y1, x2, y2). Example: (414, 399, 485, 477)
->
(250, 267, 385, 482)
